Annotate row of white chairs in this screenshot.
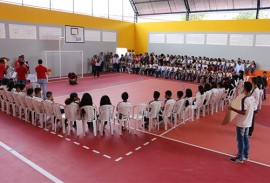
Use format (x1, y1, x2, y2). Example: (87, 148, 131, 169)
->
(0, 84, 238, 136)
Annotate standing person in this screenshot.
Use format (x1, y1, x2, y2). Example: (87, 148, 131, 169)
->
(262, 71, 268, 100)
(0, 59, 7, 83)
(94, 59, 102, 77)
(16, 61, 28, 85)
(35, 59, 49, 99)
(228, 82, 255, 163)
(248, 77, 260, 137)
(91, 55, 97, 74)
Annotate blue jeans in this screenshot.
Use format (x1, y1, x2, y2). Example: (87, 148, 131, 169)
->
(236, 126, 250, 159)
(17, 80, 26, 85)
(37, 79, 47, 99)
(263, 88, 266, 100)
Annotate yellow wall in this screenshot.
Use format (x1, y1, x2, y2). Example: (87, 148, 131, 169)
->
(0, 2, 134, 50)
(135, 19, 270, 54)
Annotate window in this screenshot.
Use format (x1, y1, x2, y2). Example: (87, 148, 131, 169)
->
(51, 0, 73, 12)
(93, 0, 108, 18)
(74, 0, 93, 15)
(0, 0, 22, 5)
(109, 0, 122, 20)
(123, 0, 134, 22)
(23, 0, 50, 9)
(138, 14, 185, 22)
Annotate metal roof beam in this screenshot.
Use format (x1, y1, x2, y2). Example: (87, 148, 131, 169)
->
(134, 0, 172, 5)
(256, 0, 260, 19)
(184, 0, 191, 21)
(129, 0, 140, 22)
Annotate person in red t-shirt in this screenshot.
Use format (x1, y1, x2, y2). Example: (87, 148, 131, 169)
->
(0, 59, 7, 82)
(35, 59, 49, 99)
(14, 55, 23, 68)
(16, 61, 28, 85)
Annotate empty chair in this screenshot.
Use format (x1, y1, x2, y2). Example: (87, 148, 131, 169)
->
(132, 103, 147, 134)
(99, 105, 115, 136)
(52, 103, 66, 133)
(114, 103, 133, 135)
(80, 106, 97, 136)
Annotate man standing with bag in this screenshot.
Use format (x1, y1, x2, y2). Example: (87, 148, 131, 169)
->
(228, 81, 256, 163)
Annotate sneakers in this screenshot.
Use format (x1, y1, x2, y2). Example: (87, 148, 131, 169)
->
(230, 157, 243, 163)
(242, 157, 249, 161)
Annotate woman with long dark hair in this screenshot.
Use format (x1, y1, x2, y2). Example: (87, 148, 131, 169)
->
(80, 92, 95, 129)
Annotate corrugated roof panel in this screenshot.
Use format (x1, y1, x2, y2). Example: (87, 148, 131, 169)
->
(261, 0, 270, 8)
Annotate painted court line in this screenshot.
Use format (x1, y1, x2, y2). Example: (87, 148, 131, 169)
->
(73, 142, 80, 146)
(151, 138, 157, 141)
(0, 141, 63, 183)
(82, 146, 90, 150)
(115, 157, 123, 162)
(125, 151, 133, 156)
(50, 132, 56, 135)
(135, 146, 142, 151)
(143, 142, 150, 146)
(137, 129, 270, 168)
(159, 121, 184, 136)
(92, 150, 100, 154)
(44, 129, 49, 132)
(55, 79, 153, 99)
(57, 135, 63, 138)
(103, 154, 112, 159)
(65, 138, 71, 141)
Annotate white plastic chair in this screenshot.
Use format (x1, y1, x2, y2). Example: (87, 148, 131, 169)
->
(147, 101, 162, 132)
(17, 94, 29, 122)
(182, 97, 194, 123)
(25, 96, 36, 125)
(99, 105, 115, 136)
(131, 103, 147, 134)
(203, 90, 212, 116)
(64, 104, 82, 136)
(11, 92, 23, 119)
(114, 103, 133, 135)
(0, 90, 8, 112)
(159, 100, 175, 130)
(42, 101, 55, 131)
(80, 106, 97, 136)
(52, 103, 66, 133)
(32, 99, 46, 128)
(172, 99, 185, 126)
(192, 93, 206, 120)
(258, 89, 264, 109)
(3, 90, 16, 116)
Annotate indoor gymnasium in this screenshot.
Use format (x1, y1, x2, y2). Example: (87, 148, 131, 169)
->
(0, 0, 270, 182)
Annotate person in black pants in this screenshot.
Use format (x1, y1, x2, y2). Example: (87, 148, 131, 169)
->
(94, 59, 102, 77)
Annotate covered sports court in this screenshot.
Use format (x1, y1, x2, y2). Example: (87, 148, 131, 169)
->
(0, 0, 270, 182)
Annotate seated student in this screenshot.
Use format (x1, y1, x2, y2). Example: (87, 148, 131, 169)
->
(45, 91, 54, 103)
(0, 78, 9, 90)
(34, 88, 44, 102)
(6, 79, 15, 92)
(116, 92, 132, 130)
(262, 71, 268, 100)
(184, 89, 193, 107)
(99, 95, 112, 127)
(79, 92, 95, 129)
(26, 88, 34, 98)
(18, 84, 27, 97)
(144, 91, 162, 128)
(64, 92, 80, 128)
(68, 72, 77, 85)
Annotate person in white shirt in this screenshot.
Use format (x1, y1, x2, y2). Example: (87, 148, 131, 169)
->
(94, 59, 102, 77)
(34, 88, 44, 102)
(116, 92, 132, 130)
(228, 81, 255, 163)
(18, 84, 27, 97)
(248, 77, 260, 137)
(235, 61, 245, 75)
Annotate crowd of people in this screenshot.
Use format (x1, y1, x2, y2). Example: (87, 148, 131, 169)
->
(0, 53, 269, 164)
